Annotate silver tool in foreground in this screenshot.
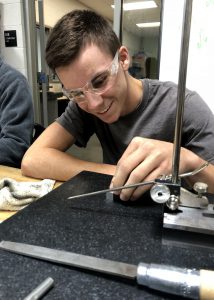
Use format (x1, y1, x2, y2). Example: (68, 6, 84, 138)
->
(0, 241, 214, 299)
(23, 277, 54, 300)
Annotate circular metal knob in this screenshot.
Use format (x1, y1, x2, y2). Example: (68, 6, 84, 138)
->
(167, 195, 180, 210)
(193, 182, 208, 196)
(150, 184, 170, 204)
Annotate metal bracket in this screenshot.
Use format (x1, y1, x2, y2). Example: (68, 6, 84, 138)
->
(163, 186, 214, 235)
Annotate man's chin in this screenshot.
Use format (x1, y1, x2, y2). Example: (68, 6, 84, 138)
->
(96, 103, 120, 123)
(97, 113, 119, 124)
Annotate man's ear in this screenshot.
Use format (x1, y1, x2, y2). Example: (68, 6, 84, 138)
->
(119, 46, 130, 71)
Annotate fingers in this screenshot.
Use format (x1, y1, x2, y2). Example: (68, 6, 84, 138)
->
(113, 156, 163, 201)
(111, 138, 148, 193)
(124, 168, 161, 201)
(110, 137, 174, 201)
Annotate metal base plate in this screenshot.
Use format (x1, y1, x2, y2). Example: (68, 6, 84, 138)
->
(164, 206, 214, 235)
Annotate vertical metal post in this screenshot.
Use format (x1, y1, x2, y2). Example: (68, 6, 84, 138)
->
(38, 0, 48, 127)
(22, 0, 41, 124)
(113, 0, 123, 43)
(171, 0, 193, 184)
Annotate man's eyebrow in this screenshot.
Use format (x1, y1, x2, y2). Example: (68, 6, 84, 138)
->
(91, 70, 109, 81)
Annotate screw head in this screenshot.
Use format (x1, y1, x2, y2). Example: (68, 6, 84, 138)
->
(193, 182, 208, 195)
(166, 195, 180, 210)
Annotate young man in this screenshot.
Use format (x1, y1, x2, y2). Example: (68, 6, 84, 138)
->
(22, 10, 214, 201)
(0, 56, 34, 168)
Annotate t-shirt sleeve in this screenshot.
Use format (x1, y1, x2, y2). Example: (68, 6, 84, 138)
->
(182, 90, 214, 163)
(56, 101, 94, 147)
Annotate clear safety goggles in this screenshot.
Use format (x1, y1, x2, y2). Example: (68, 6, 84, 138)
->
(62, 51, 119, 103)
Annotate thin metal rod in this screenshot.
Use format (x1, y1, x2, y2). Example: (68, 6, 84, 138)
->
(22, 0, 41, 123)
(23, 277, 54, 300)
(68, 160, 208, 201)
(172, 0, 193, 184)
(38, 0, 48, 127)
(68, 180, 155, 200)
(179, 161, 209, 178)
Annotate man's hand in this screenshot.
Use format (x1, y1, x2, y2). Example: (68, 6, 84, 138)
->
(110, 137, 197, 201)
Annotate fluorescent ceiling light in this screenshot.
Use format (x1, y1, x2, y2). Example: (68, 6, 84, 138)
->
(136, 22, 160, 28)
(111, 1, 157, 11)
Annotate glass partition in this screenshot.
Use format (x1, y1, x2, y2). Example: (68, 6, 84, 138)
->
(121, 0, 162, 79)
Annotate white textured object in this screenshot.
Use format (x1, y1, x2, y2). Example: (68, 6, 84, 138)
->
(0, 178, 55, 211)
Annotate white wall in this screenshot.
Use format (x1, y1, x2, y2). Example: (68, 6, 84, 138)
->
(0, 0, 89, 77)
(0, 0, 28, 76)
(35, 0, 88, 28)
(159, 0, 184, 83)
(159, 0, 214, 112)
(187, 0, 214, 113)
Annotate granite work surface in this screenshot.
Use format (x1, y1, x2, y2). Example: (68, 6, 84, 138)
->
(0, 171, 214, 300)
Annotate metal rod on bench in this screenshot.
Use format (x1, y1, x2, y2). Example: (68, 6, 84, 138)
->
(171, 0, 193, 184)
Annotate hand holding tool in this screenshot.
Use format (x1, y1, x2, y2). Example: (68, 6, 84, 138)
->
(67, 180, 154, 200)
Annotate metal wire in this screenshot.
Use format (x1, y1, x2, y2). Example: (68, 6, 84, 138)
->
(67, 162, 209, 200)
(179, 161, 209, 178)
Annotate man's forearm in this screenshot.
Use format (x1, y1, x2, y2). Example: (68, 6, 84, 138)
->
(21, 148, 115, 181)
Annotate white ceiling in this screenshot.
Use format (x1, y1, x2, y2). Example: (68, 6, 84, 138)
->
(78, 0, 162, 38)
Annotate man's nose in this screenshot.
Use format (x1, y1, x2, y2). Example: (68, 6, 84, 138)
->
(85, 92, 103, 110)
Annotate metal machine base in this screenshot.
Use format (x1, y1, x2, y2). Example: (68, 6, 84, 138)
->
(163, 187, 214, 235)
(164, 206, 214, 235)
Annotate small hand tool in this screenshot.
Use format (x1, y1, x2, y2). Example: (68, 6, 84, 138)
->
(67, 162, 209, 209)
(0, 241, 214, 299)
(23, 277, 54, 300)
(67, 180, 154, 200)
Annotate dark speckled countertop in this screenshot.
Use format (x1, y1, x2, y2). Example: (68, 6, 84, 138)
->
(0, 171, 213, 300)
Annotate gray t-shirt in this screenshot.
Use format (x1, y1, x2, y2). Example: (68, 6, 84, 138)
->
(57, 79, 214, 164)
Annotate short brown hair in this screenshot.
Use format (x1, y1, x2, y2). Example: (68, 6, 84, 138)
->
(46, 10, 121, 71)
